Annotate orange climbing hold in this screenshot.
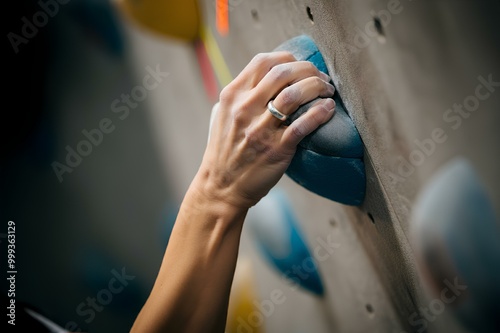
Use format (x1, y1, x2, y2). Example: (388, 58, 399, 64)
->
(216, 0, 229, 36)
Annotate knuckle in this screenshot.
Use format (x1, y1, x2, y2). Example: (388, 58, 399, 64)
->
(228, 92, 261, 126)
(279, 86, 300, 106)
(260, 127, 274, 142)
(219, 86, 235, 104)
(244, 127, 261, 145)
(269, 64, 292, 82)
(307, 61, 318, 70)
(231, 108, 246, 125)
(304, 77, 321, 94)
(291, 123, 305, 139)
(245, 126, 271, 152)
(276, 51, 296, 62)
(313, 76, 326, 88)
(231, 103, 252, 126)
(239, 91, 259, 112)
(236, 99, 252, 114)
(251, 53, 270, 66)
(315, 78, 332, 95)
(302, 61, 319, 75)
(298, 117, 315, 136)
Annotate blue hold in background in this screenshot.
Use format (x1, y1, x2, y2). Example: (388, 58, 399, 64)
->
(412, 158, 500, 332)
(247, 189, 324, 296)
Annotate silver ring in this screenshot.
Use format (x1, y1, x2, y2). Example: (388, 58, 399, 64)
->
(267, 100, 288, 121)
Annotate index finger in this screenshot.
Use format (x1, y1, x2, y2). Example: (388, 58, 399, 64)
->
(232, 51, 296, 89)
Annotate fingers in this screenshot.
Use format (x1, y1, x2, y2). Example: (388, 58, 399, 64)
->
(233, 52, 297, 89)
(281, 98, 335, 150)
(263, 76, 335, 126)
(253, 61, 331, 105)
(217, 50, 336, 155)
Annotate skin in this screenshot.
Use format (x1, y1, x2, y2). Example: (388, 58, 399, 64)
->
(130, 51, 336, 333)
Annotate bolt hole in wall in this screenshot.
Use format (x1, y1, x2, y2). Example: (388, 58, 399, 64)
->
(373, 16, 386, 43)
(367, 213, 375, 224)
(306, 6, 314, 23)
(251, 9, 259, 22)
(365, 303, 375, 317)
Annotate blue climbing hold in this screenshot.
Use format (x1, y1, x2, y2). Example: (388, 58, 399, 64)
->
(412, 158, 500, 332)
(247, 189, 324, 296)
(274, 35, 365, 206)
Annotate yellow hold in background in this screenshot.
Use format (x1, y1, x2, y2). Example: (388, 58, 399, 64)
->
(117, 0, 200, 41)
(226, 259, 265, 333)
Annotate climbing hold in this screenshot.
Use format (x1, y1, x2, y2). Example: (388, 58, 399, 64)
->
(275, 35, 366, 206)
(412, 158, 500, 332)
(117, 0, 200, 41)
(246, 189, 324, 296)
(225, 259, 265, 333)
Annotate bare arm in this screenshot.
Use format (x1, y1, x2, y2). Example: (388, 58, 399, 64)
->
(131, 51, 336, 333)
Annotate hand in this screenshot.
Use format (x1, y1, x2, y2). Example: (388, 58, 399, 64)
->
(192, 51, 336, 210)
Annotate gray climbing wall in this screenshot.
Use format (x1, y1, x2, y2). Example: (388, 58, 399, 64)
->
(3, 1, 498, 332)
(196, 1, 500, 332)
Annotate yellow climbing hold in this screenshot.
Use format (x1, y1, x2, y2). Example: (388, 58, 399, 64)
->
(117, 0, 200, 41)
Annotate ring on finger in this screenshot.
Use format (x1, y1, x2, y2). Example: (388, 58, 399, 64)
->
(267, 100, 288, 121)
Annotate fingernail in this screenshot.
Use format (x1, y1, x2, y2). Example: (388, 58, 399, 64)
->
(327, 83, 335, 94)
(324, 98, 335, 112)
(320, 72, 331, 82)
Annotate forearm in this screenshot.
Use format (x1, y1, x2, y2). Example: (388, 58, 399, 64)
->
(131, 181, 247, 333)
(131, 51, 335, 332)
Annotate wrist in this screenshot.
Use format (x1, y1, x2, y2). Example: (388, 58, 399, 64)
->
(189, 166, 256, 211)
(183, 173, 249, 227)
